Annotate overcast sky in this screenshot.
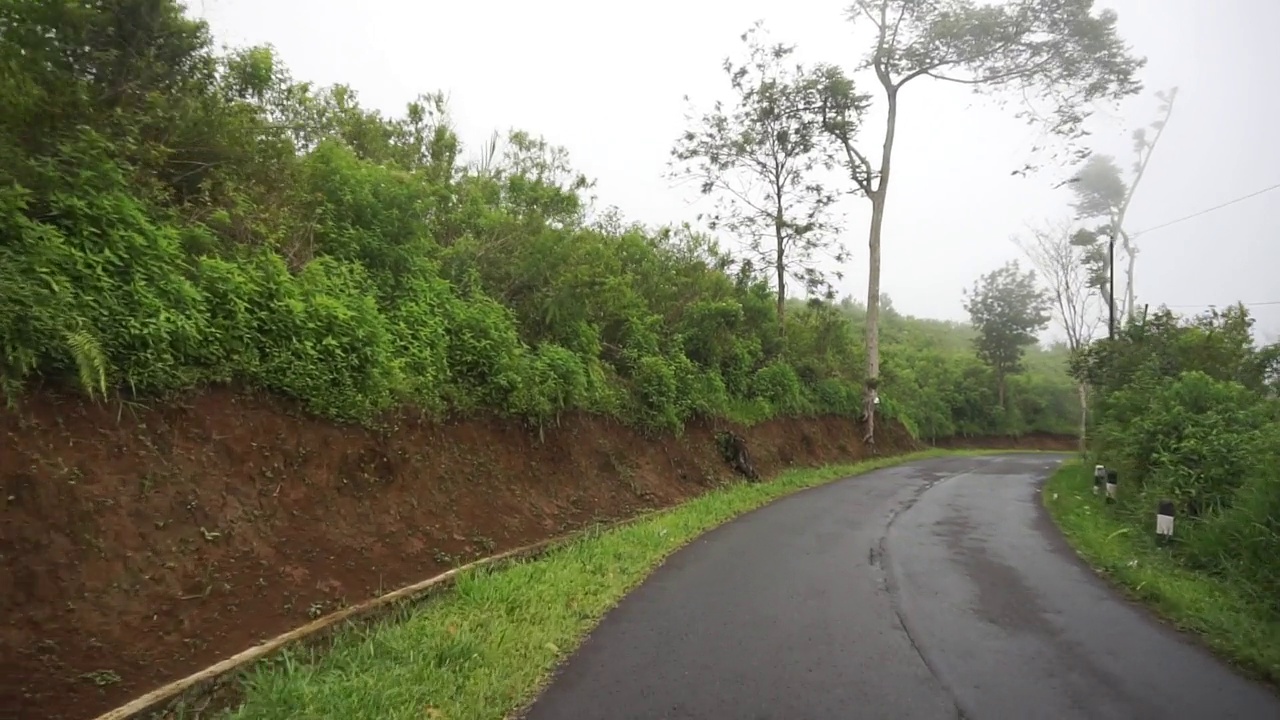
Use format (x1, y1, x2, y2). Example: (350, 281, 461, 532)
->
(194, 0, 1280, 341)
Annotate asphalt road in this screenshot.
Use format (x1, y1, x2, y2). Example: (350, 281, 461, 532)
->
(522, 454, 1280, 720)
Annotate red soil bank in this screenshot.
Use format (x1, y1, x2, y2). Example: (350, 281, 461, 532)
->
(2, 388, 926, 719)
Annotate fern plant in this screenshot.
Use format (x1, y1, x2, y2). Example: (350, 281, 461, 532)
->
(63, 329, 109, 400)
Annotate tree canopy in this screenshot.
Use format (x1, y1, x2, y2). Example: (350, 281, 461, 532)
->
(964, 261, 1053, 409)
(807, 0, 1145, 442)
(672, 23, 854, 319)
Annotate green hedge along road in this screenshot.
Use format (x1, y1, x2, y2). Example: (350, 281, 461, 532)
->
(524, 454, 1280, 720)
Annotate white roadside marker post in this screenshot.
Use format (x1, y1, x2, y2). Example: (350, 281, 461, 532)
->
(1093, 465, 1106, 495)
(1105, 469, 1118, 503)
(1156, 500, 1175, 544)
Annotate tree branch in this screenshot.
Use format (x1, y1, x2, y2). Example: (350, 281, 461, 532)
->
(835, 139, 873, 195)
(895, 19, 1036, 89)
(716, 176, 774, 220)
(852, 0, 884, 30)
(858, 0, 893, 90)
(888, 4, 907, 53)
(1116, 88, 1176, 225)
(922, 53, 1056, 87)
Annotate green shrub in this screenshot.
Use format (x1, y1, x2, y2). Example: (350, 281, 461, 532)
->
(0, 0, 1087, 441)
(1, 137, 209, 395)
(439, 291, 528, 412)
(1101, 371, 1270, 516)
(1195, 437, 1280, 608)
(510, 343, 589, 424)
(383, 268, 453, 412)
(751, 361, 808, 415)
(811, 378, 861, 416)
(673, 355, 729, 419)
(1085, 307, 1280, 621)
(630, 354, 683, 433)
(256, 257, 401, 421)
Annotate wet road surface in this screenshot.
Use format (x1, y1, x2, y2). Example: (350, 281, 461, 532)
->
(522, 454, 1280, 720)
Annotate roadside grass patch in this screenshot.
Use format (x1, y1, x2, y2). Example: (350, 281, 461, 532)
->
(1042, 461, 1280, 686)
(220, 449, 1003, 720)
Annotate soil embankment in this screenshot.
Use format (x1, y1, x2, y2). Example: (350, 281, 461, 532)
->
(1, 389, 1077, 719)
(2, 388, 923, 719)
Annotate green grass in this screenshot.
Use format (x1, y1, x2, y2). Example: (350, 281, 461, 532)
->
(215, 448, 1008, 720)
(1042, 461, 1280, 686)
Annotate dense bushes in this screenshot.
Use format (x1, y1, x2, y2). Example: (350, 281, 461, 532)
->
(0, 0, 1078, 437)
(1081, 306, 1280, 611)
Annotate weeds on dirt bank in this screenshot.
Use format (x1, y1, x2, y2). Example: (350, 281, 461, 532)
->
(213, 450, 977, 720)
(1043, 462, 1280, 686)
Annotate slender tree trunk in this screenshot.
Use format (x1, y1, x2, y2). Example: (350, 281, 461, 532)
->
(1122, 232, 1136, 322)
(863, 193, 884, 440)
(997, 373, 1006, 411)
(1111, 89, 1175, 324)
(775, 216, 786, 322)
(1077, 381, 1088, 456)
(862, 86, 898, 444)
(1104, 238, 1119, 333)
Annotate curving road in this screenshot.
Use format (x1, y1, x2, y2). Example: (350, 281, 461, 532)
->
(522, 454, 1280, 720)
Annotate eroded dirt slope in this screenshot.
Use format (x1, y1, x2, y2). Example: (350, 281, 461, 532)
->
(1, 388, 921, 720)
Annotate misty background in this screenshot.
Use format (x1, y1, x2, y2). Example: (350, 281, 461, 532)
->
(193, 0, 1280, 342)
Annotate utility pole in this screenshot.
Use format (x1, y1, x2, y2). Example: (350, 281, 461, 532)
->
(1108, 228, 1116, 340)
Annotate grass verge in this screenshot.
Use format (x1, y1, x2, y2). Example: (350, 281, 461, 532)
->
(213, 448, 997, 720)
(1042, 461, 1280, 685)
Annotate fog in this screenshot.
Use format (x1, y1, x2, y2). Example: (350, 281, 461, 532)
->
(196, 0, 1280, 341)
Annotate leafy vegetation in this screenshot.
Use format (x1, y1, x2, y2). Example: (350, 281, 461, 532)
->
(1056, 305, 1280, 676)
(964, 261, 1052, 411)
(672, 23, 852, 320)
(0, 0, 1081, 439)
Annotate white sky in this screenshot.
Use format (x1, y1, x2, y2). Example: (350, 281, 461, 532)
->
(193, 0, 1280, 341)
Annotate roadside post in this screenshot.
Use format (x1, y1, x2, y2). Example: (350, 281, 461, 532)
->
(1156, 500, 1175, 544)
(1093, 465, 1106, 495)
(1105, 469, 1118, 503)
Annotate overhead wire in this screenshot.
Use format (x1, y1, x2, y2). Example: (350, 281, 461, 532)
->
(1131, 181, 1280, 237)
(1159, 300, 1280, 309)
(1124, 182, 1279, 313)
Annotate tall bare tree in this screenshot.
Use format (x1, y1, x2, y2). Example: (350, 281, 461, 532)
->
(1070, 87, 1179, 322)
(1015, 220, 1103, 451)
(812, 0, 1144, 443)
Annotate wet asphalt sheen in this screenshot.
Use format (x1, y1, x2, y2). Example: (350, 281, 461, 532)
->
(521, 454, 1280, 720)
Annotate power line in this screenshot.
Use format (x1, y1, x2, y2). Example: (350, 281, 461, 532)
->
(1131, 181, 1280, 237)
(1160, 300, 1280, 309)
